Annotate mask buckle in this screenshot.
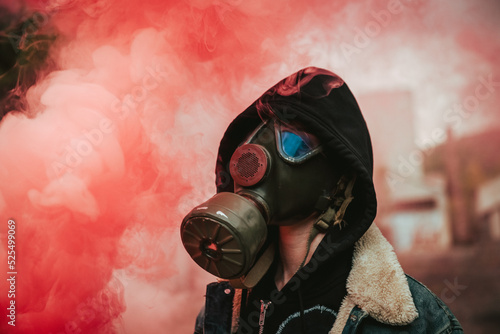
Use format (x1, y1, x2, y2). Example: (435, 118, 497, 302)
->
(297, 174, 357, 270)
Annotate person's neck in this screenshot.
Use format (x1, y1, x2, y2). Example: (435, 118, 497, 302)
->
(274, 216, 325, 291)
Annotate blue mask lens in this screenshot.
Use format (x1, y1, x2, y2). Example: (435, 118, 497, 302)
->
(276, 121, 322, 163)
(281, 131, 311, 159)
(243, 120, 322, 164)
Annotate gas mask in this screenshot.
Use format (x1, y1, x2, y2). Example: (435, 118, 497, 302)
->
(180, 119, 340, 287)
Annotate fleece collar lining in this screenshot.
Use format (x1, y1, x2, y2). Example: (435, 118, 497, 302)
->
(329, 224, 418, 334)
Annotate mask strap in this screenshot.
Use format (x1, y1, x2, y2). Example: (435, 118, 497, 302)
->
(229, 243, 275, 289)
(332, 173, 357, 227)
(298, 174, 357, 270)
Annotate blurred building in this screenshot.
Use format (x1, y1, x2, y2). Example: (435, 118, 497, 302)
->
(386, 176, 451, 251)
(358, 91, 451, 251)
(476, 176, 500, 241)
(424, 126, 500, 244)
(357, 91, 500, 250)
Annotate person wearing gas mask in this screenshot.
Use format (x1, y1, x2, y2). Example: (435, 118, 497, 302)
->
(181, 67, 463, 334)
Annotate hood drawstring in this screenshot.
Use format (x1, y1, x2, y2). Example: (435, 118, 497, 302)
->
(298, 286, 306, 334)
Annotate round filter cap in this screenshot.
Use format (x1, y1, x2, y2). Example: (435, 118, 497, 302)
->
(230, 144, 268, 187)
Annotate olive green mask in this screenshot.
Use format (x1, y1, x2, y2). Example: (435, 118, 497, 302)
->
(180, 120, 338, 284)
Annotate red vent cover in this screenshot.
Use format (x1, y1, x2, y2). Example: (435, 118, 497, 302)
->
(230, 144, 268, 186)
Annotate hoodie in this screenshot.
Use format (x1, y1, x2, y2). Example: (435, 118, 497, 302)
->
(216, 67, 377, 261)
(213, 67, 376, 333)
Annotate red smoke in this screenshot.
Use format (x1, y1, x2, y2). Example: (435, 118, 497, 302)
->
(0, 0, 499, 333)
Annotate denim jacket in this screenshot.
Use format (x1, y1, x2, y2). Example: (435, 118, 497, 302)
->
(195, 225, 463, 334)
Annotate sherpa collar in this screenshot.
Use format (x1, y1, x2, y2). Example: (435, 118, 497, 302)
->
(329, 224, 418, 334)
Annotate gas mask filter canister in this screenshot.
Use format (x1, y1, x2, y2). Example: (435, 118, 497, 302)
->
(181, 192, 268, 279)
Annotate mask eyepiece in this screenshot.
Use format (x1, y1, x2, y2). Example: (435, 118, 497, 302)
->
(275, 121, 322, 164)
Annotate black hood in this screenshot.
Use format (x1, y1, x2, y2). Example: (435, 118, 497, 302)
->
(215, 67, 377, 257)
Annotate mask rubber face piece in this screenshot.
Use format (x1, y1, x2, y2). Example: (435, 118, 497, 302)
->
(231, 119, 334, 225)
(229, 119, 323, 187)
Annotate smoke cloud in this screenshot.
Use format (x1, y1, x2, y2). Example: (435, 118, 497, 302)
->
(0, 0, 498, 333)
